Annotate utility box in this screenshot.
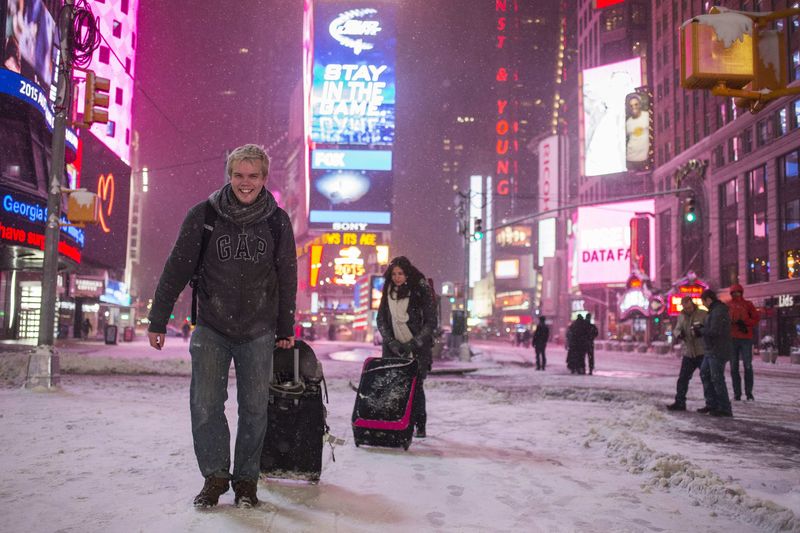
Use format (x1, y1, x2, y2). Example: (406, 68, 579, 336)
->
(67, 190, 99, 225)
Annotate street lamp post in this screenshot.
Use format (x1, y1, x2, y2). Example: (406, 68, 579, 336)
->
(26, 1, 75, 389)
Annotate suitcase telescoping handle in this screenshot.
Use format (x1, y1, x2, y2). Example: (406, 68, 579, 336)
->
(294, 347, 299, 385)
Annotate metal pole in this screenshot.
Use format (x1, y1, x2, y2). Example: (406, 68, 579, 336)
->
(27, 1, 74, 388)
(460, 190, 471, 360)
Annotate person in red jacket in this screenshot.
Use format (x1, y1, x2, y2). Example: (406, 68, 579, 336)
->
(728, 284, 760, 401)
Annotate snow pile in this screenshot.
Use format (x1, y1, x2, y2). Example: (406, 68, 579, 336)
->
(0, 352, 29, 387)
(685, 11, 753, 48)
(586, 405, 800, 533)
(59, 353, 192, 376)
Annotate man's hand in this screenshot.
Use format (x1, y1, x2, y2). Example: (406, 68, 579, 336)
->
(148, 331, 165, 351)
(276, 336, 295, 349)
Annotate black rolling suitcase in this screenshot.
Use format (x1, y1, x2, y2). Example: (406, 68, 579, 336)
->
(260, 340, 328, 483)
(352, 356, 418, 451)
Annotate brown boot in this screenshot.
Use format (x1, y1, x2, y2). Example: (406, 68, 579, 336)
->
(193, 476, 229, 508)
(233, 479, 259, 508)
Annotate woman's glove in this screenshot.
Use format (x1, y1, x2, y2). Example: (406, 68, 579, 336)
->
(388, 340, 405, 356)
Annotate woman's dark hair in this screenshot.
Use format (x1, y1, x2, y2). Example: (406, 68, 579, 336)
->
(382, 256, 424, 300)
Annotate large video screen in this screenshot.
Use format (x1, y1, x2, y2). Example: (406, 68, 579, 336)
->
(73, 0, 139, 165)
(78, 135, 131, 270)
(311, 3, 396, 145)
(308, 162, 392, 229)
(3, 0, 59, 95)
(581, 57, 642, 177)
(575, 199, 655, 285)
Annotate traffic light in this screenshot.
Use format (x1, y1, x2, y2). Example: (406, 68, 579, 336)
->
(472, 218, 484, 241)
(83, 70, 110, 126)
(684, 195, 696, 223)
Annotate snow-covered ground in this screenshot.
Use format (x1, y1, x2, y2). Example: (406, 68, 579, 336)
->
(1, 338, 799, 532)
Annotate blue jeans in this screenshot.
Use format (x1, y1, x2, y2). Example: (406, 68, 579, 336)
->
(730, 338, 754, 399)
(700, 354, 732, 414)
(189, 326, 274, 482)
(674, 355, 704, 406)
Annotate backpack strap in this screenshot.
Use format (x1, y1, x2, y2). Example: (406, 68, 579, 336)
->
(267, 211, 281, 266)
(189, 201, 218, 326)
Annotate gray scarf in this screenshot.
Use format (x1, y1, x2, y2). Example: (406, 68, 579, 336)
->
(216, 183, 270, 226)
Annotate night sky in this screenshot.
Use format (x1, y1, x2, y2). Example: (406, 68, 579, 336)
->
(134, 1, 506, 302)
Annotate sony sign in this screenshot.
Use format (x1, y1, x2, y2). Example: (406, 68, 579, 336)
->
(538, 135, 560, 213)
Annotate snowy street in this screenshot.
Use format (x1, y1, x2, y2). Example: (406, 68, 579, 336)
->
(1, 338, 799, 532)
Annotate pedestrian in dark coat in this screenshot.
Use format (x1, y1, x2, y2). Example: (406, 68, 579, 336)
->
(566, 315, 589, 374)
(585, 313, 599, 375)
(376, 256, 437, 438)
(697, 289, 733, 417)
(532, 316, 550, 370)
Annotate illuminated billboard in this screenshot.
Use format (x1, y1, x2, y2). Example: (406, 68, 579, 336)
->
(311, 4, 396, 145)
(581, 57, 642, 176)
(625, 89, 653, 171)
(309, 148, 391, 229)
(0, 183, 84, 263)
(78, 135, 131, 270)
(593, 0, 624, 7)
(538, 135, 560, 213)
(575, 200, 655, 285)
(73, 0, 140, 165)
(3, 0, 59, 93)
(495, 259, 520, 280)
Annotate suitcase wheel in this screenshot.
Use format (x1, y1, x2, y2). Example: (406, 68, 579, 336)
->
(402, 439, 411, 451)
(354, 439, 361, 448)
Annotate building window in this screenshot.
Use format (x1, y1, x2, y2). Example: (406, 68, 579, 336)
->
(106, 121, 116, 137)
(115, 87, 123, 105)
(713, 144, 725, 167)
(749, 165, 767, 195)
(751, 208, 767, 239)
(720, 177, 740, 285)
(602, 7, 624, 31)
(740, 128, 753, 155)
(722, 177, 738, 207)
(112, 20, 122, 38)
(99, 46, 110, 64)
(728, 137, 739, 162)
(121, 0, 129, 14)
(793, 99, 800, 129)
(748, 256, 770, 283)
(721, 219, 740, 248)
(781, 148, 799, 184)
(785, 199, 800, 232)
(784, 250, 800, 279)
(776, 108, 788, 137)
(791, 49, 800, 82)
(756, 118, 770, 146)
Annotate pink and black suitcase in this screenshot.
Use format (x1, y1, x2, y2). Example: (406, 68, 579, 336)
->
(352, 356, 418, 451)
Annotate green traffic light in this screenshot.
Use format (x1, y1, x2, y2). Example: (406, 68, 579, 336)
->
(685, 212, 696, 223)
(473, 232, 484, 241)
